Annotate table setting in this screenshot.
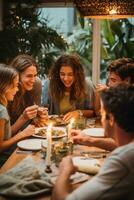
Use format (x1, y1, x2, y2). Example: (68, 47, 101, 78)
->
(0, 115, 107, 200)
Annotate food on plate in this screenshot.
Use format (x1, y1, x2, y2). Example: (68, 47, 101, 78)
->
(48, 115, 66, 126)
(37, 128, 65, 137)
(32, 115, 66, 127)
(32, 117, 48, 127)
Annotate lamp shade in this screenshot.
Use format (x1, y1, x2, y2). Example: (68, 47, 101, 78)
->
(74, 0, 134, 19)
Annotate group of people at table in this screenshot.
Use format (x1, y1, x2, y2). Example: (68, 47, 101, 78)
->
(0, 53, 134, 199)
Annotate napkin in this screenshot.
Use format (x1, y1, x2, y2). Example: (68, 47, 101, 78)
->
(73, 156, 101, 175)
(0, 156, 53, 198)
(51, 171, 89, 185)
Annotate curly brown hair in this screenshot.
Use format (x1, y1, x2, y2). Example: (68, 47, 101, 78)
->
(49, 54, 88, 103)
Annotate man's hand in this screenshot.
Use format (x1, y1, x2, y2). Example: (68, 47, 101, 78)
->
(71, 129, 89, 145)
(59, 156, 77, 177)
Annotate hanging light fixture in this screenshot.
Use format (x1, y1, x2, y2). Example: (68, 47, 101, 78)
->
(74, 0, 134, 19)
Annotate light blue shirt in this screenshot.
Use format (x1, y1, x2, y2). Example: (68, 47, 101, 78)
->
(0, 103, 11, 140)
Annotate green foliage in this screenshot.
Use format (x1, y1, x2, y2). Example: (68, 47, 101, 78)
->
(101, 19, 134, 80)
(67, 19, 93, 76)
(0, 0, 67, 77)
(69, 17, 134, 80)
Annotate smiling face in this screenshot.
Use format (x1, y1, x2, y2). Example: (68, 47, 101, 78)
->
(108, 71, 131, 87)
(108, 72, 123, 87)
(5, 75, 19, 101)
(20, 65, 37, 92)
(60, 66, 74, 90)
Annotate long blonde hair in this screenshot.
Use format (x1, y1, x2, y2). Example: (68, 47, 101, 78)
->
(0, 64, 18, 105)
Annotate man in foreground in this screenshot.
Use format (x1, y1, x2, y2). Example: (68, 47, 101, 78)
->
(52, 84, 134, 200)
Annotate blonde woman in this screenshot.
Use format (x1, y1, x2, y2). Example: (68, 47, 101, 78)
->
(0, 64, 35, 167)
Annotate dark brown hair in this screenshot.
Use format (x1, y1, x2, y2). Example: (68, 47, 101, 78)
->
(108, 58, 134, 83)
(101, 84, 134, 133)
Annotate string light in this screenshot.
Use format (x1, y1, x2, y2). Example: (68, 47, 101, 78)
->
(74, 0, 134, 18)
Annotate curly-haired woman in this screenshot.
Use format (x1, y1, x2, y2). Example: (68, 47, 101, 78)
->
(42, 54, 96, 123)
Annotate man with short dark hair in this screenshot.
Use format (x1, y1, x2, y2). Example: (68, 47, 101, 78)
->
(97, 57, 134, 91)
(52, 85, 134, 200)
(108, 57, 134, 86)
(73, 58, 134, 151)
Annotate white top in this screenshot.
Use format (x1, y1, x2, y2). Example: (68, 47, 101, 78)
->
(66, 141, 134, 200)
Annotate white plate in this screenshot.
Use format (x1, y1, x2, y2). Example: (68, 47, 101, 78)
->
(51, 172, 89, 185)
(73, 156, 100, 174)
(82, 128, 104, 137)
(73, 156, 99, 166)
(17, 139, 47, 150)
(33, 127, 67, 139)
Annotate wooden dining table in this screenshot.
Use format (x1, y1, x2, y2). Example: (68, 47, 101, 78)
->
(0, 143, 107, 200)
(0, 117, 106, 200)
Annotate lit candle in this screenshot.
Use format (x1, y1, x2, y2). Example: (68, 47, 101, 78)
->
(68, 118, 75, 141)
(46, 123, 52, 166)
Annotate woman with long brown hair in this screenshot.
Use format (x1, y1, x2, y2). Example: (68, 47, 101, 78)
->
(8, 54, 47, 132)
(42, 54, 96, 122)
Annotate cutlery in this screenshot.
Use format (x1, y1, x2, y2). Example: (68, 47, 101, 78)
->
(80, 150, 110, 158)
(16, 150, 34, 154)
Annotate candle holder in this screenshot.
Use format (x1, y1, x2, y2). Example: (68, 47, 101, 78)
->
(45, 165, 52, 173)
(73, 117, 87, 130)
(52, 140, 74, 167)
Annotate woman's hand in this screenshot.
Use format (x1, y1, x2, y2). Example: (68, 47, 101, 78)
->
(19, 124, 35, 138)
(37, 107, 48, 120)
(63, 110, 80, 123)
(96, 83, 108, 92)
(22, 105, 39, 120)
(32, 107, 48, 127)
